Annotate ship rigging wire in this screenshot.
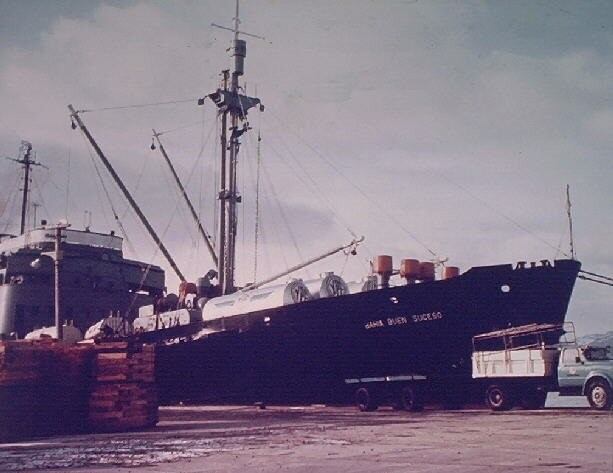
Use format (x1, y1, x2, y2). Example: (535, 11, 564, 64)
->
(30, 176, 50, 225)
(0, 173, 21, 233)
(76, 97, 199, 114)
(578, 275, 613, 287)
(267, 110, 440, 260)
(580, 270, 613, 282)
(253, 129, 262, 282)
(577, 270, 613, 288)
(435, 172, 573, 260)
(259, 130, 360, 242)
(78, 133, 137, 256)
(258, 154, 309, 276)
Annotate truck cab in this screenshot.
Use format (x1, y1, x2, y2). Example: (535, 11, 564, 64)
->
(557, 345, 613, 410)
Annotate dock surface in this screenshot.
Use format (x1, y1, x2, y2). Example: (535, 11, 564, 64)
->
(1, 405, 611, 472)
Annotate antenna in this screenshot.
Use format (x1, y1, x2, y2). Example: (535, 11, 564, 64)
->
(211, 0, 270, 43)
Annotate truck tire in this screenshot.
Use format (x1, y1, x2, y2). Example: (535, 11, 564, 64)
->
(586, 379, 612, 410)
(486, 385, 513, 411)
(355, 387, 378, 412)
(398, 386, 423, 412)
(520, 390, 547, 410)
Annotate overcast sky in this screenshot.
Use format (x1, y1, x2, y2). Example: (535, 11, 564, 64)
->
(0, 0, 611, 335)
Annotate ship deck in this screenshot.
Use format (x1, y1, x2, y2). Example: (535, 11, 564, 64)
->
(1, 399, 610, 472)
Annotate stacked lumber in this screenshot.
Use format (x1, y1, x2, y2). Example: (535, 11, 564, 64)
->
(0, 339, 158, 442)
(0, 340, 94, 441)
(88, 342, 158, 431)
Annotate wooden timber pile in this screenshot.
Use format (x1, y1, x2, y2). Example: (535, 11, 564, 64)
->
(88, 342, 158, 431)
(0, 339, 93, 442)
(0, 339, 157, 442)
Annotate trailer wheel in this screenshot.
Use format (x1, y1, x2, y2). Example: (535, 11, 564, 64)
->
(486, 385, 513, 411)
(586, 379, 612, 410)
(355, 387, 378, 412)
(398, 386, 423, 412)
(520, 390, 547, 410)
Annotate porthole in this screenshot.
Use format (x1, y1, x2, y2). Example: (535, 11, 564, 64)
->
(390, 297, 399, 304)
(500, 284, 511, 293)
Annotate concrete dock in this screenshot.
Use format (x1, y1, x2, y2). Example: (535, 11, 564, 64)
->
(0, 405, 611, 472)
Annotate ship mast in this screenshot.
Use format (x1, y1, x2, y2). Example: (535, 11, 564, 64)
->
(6, 141, 43, 235)
(204, 0, 264, 294)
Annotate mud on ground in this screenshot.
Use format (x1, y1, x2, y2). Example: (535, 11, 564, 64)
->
(0, 405, 611, 472)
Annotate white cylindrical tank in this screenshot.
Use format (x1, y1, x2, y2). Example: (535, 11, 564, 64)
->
(346, 276, 378, 294)
(304, 273, 349, 299)
(202, 279, 312, 322)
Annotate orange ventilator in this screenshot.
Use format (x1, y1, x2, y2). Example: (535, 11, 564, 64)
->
(419, 262, 435, 281)
(400, 259, 421, 279)
(373, 255, 393, 274)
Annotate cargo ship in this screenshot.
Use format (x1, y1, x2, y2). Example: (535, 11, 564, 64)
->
(144, 2, 582, 405)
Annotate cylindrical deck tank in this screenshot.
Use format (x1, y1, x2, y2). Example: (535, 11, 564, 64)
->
(347, 276, 378, 294)
(442, 266, 460, 279)
(373, 255, 393, 288)
(419, 262, 435, 281)
(304, 273, 349, 299)
(400, 259, 420, 284)
(202, 279, 312, 322)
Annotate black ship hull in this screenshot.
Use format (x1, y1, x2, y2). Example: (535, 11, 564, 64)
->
(157, 259, 580, 404)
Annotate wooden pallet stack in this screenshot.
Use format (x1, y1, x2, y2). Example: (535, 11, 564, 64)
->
(88, 342, 158, 432)
(0, 340, 94, 441)
(0, 339, 158, 442)
(0, 340, 42, 442)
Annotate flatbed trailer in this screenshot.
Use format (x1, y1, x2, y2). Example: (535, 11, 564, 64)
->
(345, 374, 430, 411)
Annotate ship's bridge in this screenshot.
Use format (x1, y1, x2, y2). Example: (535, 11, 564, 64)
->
(0, 228, 122, 254)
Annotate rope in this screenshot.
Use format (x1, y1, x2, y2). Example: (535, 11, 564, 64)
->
(157, 119, 208, 136)
(258, 180, 290, 272)
(263, 132, 358, 240)
(126, 119, 219, 313)
(259, 158, 307, 275)
(436, 172, 572, 259)
(268, 110, 439, 259)
(578, 275, 613, 287)
(579, 270, 613, 283)
(77, 97, 198, 114)
(79, 133, 137, 256)
(30, 176, 50, 224)
(119, 150, 149, 221)
(254, 130, 262, 282)
(0, 173, 21, 233)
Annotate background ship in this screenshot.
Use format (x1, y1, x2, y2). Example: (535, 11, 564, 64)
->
(0, 142, 165, 339)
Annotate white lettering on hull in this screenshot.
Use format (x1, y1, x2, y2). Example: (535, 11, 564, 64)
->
(364, 311, 443, 330)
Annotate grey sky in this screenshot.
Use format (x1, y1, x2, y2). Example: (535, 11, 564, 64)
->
(0, 1, 611, 334)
